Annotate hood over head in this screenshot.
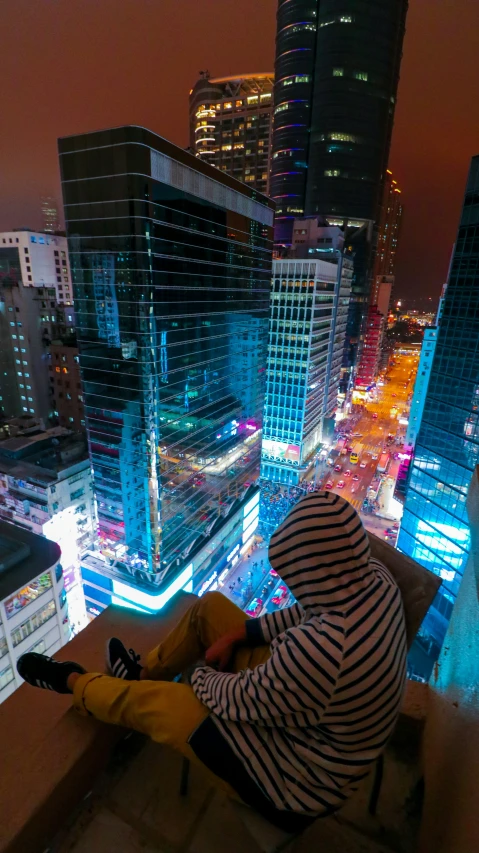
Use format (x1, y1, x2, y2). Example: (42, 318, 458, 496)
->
(268, 491, 375, 613)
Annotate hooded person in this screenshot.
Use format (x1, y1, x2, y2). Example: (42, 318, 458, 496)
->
(17, 492, 407, 831)
(190, 491, 407, 818)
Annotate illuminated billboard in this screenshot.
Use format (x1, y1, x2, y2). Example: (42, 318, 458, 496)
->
(262, 439, 301, 464)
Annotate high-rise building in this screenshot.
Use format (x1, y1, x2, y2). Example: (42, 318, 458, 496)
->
(370, 170, 403, 306)
(189, 73, 274, 195)
(58, 125, 274, 611)
(271, 2, 408, 248)
(356, 171, 403, 388)
(0, 521, 69, 704)
(354, 305, 385, 389)
(0, 231, 76, 426)
(40, 196, 60, 234)
(397, 156, 479, 663)
(406, 327, 439, 447)
(261, 231, 352, 485)
(48, 341, 85, 432)
(270, 2, 408, 372)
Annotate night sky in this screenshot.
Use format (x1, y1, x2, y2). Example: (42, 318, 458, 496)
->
(2, 0, 478, 302)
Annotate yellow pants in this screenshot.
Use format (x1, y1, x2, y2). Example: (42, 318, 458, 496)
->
(73, 591, 270, 785)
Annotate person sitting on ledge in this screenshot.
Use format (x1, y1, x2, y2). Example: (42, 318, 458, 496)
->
(17, 492, 407, 832)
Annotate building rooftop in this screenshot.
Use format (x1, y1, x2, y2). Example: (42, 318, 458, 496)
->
(57, 125, 275, 213)
(0, 520, 60, 600)
(0, 427, 88, 484)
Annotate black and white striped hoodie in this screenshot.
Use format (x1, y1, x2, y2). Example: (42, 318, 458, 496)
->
(192, 492, 407, 815)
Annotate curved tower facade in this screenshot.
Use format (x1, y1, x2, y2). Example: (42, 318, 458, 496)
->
(271, 0, 408, 248)
(305, 0, 407, 223)
(270, 1, 318, 246)
(189, 73, 274, 195)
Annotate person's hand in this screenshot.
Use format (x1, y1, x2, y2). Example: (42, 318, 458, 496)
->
(205, 624, 247, 672)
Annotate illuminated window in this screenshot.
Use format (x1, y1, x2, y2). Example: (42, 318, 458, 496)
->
(235, 100, 243, 107)
(62, 367, 69, 374)
(324, 169, 341, 177)
(260, 93, 271, 100)
(244, 175, 255, 182)
(55, 366, 61, 373)
(247, 96, 258, 104)
(323, 132, 359, 143)
(224, 102, 232, 109)
(221, 144, 232, 151)
(333, 68, 344, 77)
(354, 71, 368, 81)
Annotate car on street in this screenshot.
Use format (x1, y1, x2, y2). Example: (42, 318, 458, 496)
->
(371, 454, 378, 460)
(352, 474, 360, 481)
(359, 461, 367, 468)
(392, 522, 400, 530)
(246, 598, 263, 617)
(325, 480, 334, 489)
(271, 585, 289, 606)
(269, 569, 278, 577)
(344, 469, 351, 477)
(337, 480, 345, 489)
(334, 464, 342, 472)
(372, 413, 378, 419)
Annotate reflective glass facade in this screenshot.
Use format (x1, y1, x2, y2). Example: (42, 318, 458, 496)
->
(271, 0, 408, 248)
(58, 126, 273, 586)
(398, 157, 479, 653)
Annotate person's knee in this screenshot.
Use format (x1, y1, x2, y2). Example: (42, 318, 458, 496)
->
(198, 590, 228, 616)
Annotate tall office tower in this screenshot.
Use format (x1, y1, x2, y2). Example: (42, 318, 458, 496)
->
(58, 126, 273, 613)
(41, 196, 61, 233)
(271, 1, 408, 370)
(406, 328, 439, 447)
(356, 172, 403, 388)
(354, 306, 385, 389)
(0, 231, 75, 425)
(0, 521, 69, 704)
(189, 73, 274, 195)
(370, 170, 403, 306)
(398, 157, 479, 667)
(261, 244, 352, 485)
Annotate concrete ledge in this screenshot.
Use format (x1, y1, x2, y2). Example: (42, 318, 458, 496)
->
(0, 592, 195, 853)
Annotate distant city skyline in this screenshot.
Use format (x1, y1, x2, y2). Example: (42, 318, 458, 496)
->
(1, 0, 479, 300)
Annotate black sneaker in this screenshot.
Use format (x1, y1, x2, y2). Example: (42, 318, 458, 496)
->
(106, 637, 142, 680)
(17, 653, 85, 693)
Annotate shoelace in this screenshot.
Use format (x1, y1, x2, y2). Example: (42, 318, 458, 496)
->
(128, 648, 141, 666)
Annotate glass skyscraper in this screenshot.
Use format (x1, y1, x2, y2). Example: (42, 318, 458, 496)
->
(398, 156, 479, 662)
(58, 126, 273, 607)
(271, 0, 408, 248)
(270, 1, 408, 373)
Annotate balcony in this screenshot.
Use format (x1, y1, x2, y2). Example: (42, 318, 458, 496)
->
(1, 472, 479, 853)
